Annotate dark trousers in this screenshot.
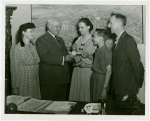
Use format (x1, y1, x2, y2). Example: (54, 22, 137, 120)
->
(40, 84, 68, 101)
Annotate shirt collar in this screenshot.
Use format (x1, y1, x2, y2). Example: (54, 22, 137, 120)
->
(115, 30, 125, 44)
(48, 31, 55, 38)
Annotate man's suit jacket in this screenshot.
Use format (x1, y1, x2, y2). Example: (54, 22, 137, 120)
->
(113, 31, 141, 96)
(36, 32, 70, 85)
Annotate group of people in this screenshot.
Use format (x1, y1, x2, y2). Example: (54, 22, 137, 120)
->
(10, 13, 143, 103)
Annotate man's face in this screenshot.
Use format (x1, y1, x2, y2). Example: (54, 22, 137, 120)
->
(49, 20, 61, 36)
(108, 16, 119, 34)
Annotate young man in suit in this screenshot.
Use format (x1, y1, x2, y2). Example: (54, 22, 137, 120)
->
(36, 18, 73, 101)
(108, 13, 142, 101)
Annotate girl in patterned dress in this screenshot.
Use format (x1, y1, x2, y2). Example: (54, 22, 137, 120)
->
(69, 18, 96, 102)
(10, 23, 41, 99)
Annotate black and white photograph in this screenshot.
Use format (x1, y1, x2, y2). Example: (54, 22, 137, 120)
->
(1, 0, 149, 120)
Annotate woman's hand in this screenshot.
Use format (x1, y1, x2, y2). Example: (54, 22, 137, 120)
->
(12, 88, 19, 95)
(81, 51, 93, 60)
(81, 51, 89, 58)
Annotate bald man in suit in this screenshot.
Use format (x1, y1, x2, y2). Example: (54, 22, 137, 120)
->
(36, 18, 73, 101)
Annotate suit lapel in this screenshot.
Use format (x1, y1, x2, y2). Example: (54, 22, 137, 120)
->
(113, 31, 127, 60)
(45, 32, 62, 49)
(56, 36, 67, 55)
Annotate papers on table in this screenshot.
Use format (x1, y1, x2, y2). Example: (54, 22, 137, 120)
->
(17, 98, 49, 112)
(7, 95, 29, 105)
(45, 101, 77, 112)
(7, 95, 77, 114)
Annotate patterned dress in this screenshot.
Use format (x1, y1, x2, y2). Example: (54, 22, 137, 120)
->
(10, 42, 41, 99)
(69, 35, 96, 102)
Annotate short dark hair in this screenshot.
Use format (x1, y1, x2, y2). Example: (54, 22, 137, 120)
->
(95, 29, 108, 41)
(17, 22, 36, 47)
(78, 18, 93, 32)
(111, 13, 127, 26)
(107, 33, 117, 43)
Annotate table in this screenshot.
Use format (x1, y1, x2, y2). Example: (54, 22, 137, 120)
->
(6, 95, 145, 115)
(16, 101, 145, 115)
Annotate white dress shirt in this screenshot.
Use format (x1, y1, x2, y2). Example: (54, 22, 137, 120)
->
(115, 30, 125, 49)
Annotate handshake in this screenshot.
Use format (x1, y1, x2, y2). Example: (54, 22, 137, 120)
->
(67, 51, 90, 63)
(70, 51, 90, 58)
(65, 51, 81, 63)
(69, 51, 90, 58)
(66, 51, 92, 68)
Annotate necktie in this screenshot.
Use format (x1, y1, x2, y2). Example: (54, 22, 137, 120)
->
(55, 36, 60, 43)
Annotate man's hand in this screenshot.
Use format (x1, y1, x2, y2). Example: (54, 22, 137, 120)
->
(64, 54, 74, 62)
(122, 95, 129, 101)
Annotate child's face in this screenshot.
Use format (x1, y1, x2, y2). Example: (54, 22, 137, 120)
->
(106, 39, 114, 49)
(92, 32, 103, 46)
